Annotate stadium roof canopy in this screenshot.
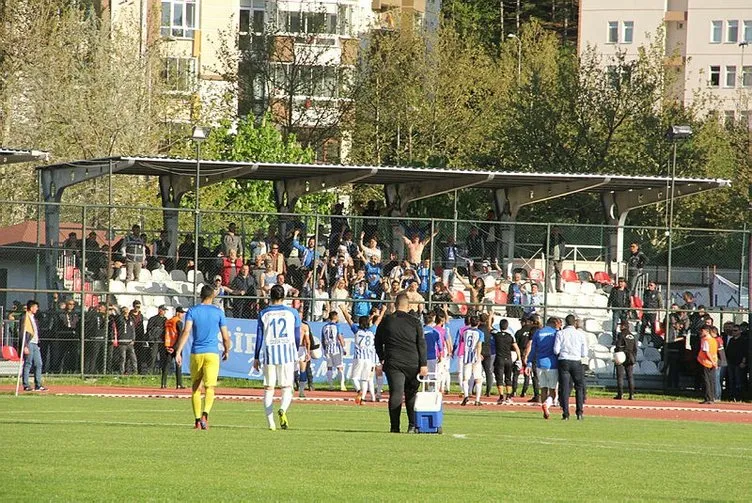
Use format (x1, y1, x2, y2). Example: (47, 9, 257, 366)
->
(37, 155, 730, 218)
(1, 147, 49, 165)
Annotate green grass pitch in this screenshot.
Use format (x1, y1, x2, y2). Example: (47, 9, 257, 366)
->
(2, 395, 750, 501)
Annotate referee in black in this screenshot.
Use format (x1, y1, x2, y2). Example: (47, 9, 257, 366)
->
(375, 292, 427, 433)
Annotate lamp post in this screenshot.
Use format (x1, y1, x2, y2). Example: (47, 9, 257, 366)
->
(191, 126, 207, 303)
(508, 33, 521, 86)
(664, 125, 692, 391)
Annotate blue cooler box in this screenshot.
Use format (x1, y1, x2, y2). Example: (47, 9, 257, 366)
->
(414, 387, 443, 434)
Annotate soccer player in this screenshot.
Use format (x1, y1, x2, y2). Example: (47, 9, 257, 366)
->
(253, 284, 302, 430)
(453, 315, 470, 395)
(321, 311, 347, 391)
(525, 317, 559, 419)
(344, 306, 385, 404)
(175, 285, 231, 430)
(493, 318, 522, 404)
(295, 321, 311, 398)
(460, 315, 484, 406)
(423, 312, 444, 391)
(435, 311, 453, 393)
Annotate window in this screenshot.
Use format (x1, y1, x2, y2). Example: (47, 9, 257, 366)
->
(744, 21, 752, 42)
(724, 110, 736, 128)
(743, 66, 752, 87)
(239, 7, 265, 34)
(740, 111, 750, 129)
(709, 65, 721, 87)
(622, 21, 634, 44)
(280, 10, 339, 35)
(161, 57, 196, 91)
(727, 20, 739, 43)
(161, 0, 197, 39)
(607, 21, 618, 43)
(725, 65, 737, 87)
(711, 20, 722, 43)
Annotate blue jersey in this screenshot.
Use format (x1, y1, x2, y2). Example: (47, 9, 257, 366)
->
(254, 304, 301, 365)
(423, 325, 443, 361)
(530, 326, 558, 370)
(364, 263, 382, 289)
(321, 322, 342, 356)
(351, 324, 377, 363)
(352, 290, 374, 317)
(417, 267, 432, 293)
(462, 328, 484, 365)
(185, 304, 226, 354)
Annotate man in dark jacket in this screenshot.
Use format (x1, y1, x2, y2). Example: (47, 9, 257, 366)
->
(375, 293, 428, 433)
(639, 280, 663, 344)
(607, 277, 631, 339)
(130, 301, 147, 374)
(145, 305, 168, 374)
(614, 321, 637, 400)
(55, 299, 80, 373)
(725, 324, 747, 402)
(85, 302, 109, 374)
(228, 264, 259, 319)
(626, 242, 648, 293)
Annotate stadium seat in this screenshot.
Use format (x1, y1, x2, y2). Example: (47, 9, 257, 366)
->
(170, 269, 187, 282)
(116, 267, 126, 281)
(593, 271, 613, 285)
(494, 290, 508, 306)
(597, 332, 613, 346)
(591, 294, 608, 308)
(126, 281, 147, 293)
(643, 347, 661, 362)
(592, 344, 611, 359)
(584, 319, 601, 335)
(138, 269, 152, 282)
(577, 270, 594, 283)
(558, 293, 575, 308)
(561, 269, 578, 282)
(187, 270, 205, 284)
(1, 345, 21, 362)
(452, 290, 469, 316)
(579, 282, 597, 295)
(636, 348, 645, 362)
(151, 267, 169, 282)
(585, 332, 599, 349)
(528, 268, 544, 282)
(563, 281, 580, 294)
(108, 280, 125, 293)
(640, 361, 660, 375)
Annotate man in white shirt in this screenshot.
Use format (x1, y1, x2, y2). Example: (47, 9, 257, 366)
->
(311, 278, 330, 321)
(21, 300, 47, 392)
(553, 314, 588, 420)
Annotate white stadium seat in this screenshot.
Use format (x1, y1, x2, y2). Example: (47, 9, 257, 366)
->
(579, 282, 597, 295)
(592, 344, 611, 360)
(585, 332, 599, 349)
(151, 266, 169, 282)
(138, 269, 152, 282)
(116, 267, 126, 281)
(563, 282, 580, 295)
(597, 332, 613, 346)
(170, 269, 187, 282)
(109, 280, 125, 293)
(584, 318, 602, 334)
(640, 361, 660, 375)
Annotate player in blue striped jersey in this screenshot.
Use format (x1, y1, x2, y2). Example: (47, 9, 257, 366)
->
(253, 285, 301, 430)
(321, 311, 347, 391)
(344, 306, 385, 404)
(460, 315, 485, 406)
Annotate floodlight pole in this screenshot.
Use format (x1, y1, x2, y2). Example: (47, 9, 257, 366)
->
(191, 127, 206, 304)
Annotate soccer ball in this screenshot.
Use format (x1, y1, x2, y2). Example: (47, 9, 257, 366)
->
(613, 351, 626, 365)
(311, 347, 322, 360)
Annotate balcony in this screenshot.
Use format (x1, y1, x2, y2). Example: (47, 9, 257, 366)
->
(664, 55, 685, 67)
(664, 11, 686, 23)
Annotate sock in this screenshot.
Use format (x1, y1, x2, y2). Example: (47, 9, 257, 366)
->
(462, 380, 469, 397)
(264, 388, 275, 428)
(545, 396, 553, 408)
(327, 370, 333, 386)
(339, 369, 345, 388)
(280, 387, 292, 412)
(204, 386, 215, 415)
(360, 380, 368, 398)
(191, 387, 202, 419)
(299, 368, 307, 384)
(475, 381, 482, 402)
(353, 379, 361, 392)
(376, 374, 383, 393)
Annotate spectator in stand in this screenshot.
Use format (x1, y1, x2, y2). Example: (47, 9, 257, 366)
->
(62, 232, 81, 267)
(54, 299, 79, 373)
(249, 229, 268, 267)
(416, 259, 435, 298)
(292, 229, 319, 280)
(440, 235, 463, 287)
(145, 305, 167, 373)
(465, 227, 484, 262)
(116, 306, 138, 375)
(220, 249, 243, 286)
(310, 278, 330, 322)
(607, 277, 631, 338)
(627, 242, 648, 293)
(523, 283, 543, 317)
(83, 232, 102, 276)
(176, 233, 194, 272)
(697, 325, 718, 404)
(261, 242, 286, 275)
(384, 280, 402, 314)
(140, 233, 153, 270)
(220, 222, 242, 258)
(389, 259, 407, 283)
(712, 326, 727, 402)
(725, 324, 747, 402)
(84, 302, 109, 374)
(543, 226, 565, 293)
(330, 278, 349, 319)
(477, 259, 502, 292)
(114, 224, 146, 282)
(363, 255, 383, 297)
(337, 230, 359, 266)
(88, 243, 109, 281)
(506, 272, 525, 319)
(404, 280, 424, 316)
(382, 251, 400, 278)
(329, 202, 349, 253)
(431, 281, 453, 315)
(455, 270, 488, 314)
(257, 261, 277, 300)
(151, 229, 172, 271)
(227, 264, 258, 319)
(130, 300, 147, 374)
(402, 230, 438, 268)
(161, 306, 185, 389)
(362, 200, 380, 242)
(613, 321, 637, 400)
(211, 275, 230, 310)
(197, 237, 215, 279)
(326, 254, 349, 289)
(274, 273, 299, 309)
(352, 280, 376, 318)
(358, 232, 382, 264)
(639, 280, 663, 344)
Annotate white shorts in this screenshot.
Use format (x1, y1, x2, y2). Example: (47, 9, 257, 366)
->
(326, 353, 343, 368)
(297, 347, 307, 362)
(536, 368, 558, 389)
(351, 359, 374, 382)
(463, 362, 483, 381)
(263, 362, 295, 388)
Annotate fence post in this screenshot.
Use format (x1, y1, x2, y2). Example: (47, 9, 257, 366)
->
(428, 218, 435, 314)
(542, 223, 550, 321)
(310, 214, 319, 322)
(80, 205, 87, 379)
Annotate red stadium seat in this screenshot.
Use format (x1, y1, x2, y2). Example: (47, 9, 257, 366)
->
(593, 271, 613, 285)
(452, 290, 468, 315)
(494, 290, 508, 305)
(561, 269, 578, 283)
(2, 346, 21, 362)
(528, 268, 544, 281)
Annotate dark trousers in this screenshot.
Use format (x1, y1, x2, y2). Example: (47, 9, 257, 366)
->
(616, 363, 634, 398)
(148, 343, 160, 374)
(85, 340, 106, 374)
(136, 343, 151, 374)
(639, 313, 656, 342)
(384, 364, 420, 432)
(702, 366, 716, 402)
(558, 359, 585, 418)
(161, 348, 183, 388)
(481, 355, 494, 395)
(727, 364, 745, 401)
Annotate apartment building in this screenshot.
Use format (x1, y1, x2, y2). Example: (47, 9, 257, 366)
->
(106, 0, 440, 161)
(579, 0, 752, 125)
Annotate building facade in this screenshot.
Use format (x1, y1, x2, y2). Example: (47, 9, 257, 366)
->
(579, 0, 752, 124)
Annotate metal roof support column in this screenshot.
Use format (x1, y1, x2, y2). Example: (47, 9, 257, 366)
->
(494, 189, 519, 276)
(159, 174, 192, 259)
(40, 168, 64, 298)
(601, 192, 628, 275)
